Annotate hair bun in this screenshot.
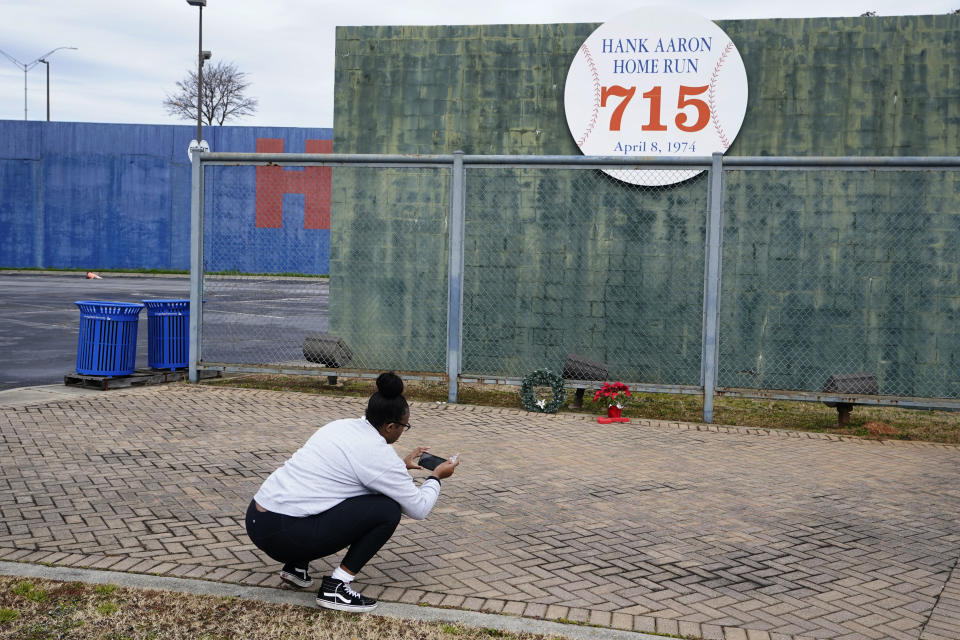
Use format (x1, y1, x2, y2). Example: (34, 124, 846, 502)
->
(376, 372, 404, 399)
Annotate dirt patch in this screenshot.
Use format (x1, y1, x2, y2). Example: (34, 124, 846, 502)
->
(863, 421, 899, 437)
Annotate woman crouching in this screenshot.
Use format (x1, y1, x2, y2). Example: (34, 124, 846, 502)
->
(245, 372, 459, 612)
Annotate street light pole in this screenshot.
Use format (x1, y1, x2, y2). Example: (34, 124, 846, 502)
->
(186, 0, 209, 145)
(0, 46, 76, 121)
(197, 1, 203, 142)
(0, 52, 31, 120)
(38, 59, 49, 121)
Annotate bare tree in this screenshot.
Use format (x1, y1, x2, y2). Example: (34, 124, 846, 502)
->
(163, 60, 258, 125)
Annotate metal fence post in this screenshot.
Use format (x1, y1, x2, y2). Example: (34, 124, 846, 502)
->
(701, 152, 725, 422)
(188, 147, 205, 383)
(446, 151, 466, 403)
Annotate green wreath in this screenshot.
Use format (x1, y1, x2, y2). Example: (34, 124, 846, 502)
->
(520, 368, 566, 414)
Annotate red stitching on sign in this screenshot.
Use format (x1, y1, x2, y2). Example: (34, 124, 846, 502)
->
(578, 44, 601, 147)
(708, 43, 733, 151)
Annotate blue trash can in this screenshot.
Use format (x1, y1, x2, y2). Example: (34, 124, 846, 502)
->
(143, 299, 190, 370)
(75, 301, 144, 376)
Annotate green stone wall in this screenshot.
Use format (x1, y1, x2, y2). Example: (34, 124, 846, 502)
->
(459, 168, 707, 384)
(327, 167, 450, 373)
(332, 15, 960, 396)
(334, 16, 959, 156)
(719, 169, 960, 397)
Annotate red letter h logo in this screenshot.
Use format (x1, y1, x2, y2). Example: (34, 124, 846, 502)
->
(255, 138, 332, 229)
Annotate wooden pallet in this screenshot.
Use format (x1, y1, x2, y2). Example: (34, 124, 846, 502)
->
(64, 368, 220, 390)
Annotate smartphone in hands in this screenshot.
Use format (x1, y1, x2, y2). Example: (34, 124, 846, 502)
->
(418, 452, 447, 471)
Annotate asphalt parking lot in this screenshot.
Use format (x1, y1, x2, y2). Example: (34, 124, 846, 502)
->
(0, 272, 189, 390)
(0, 271, 332, 390)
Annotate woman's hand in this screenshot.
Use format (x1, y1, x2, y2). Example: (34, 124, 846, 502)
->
(433, 453, 460, 480)
(403, 446, 431, 470)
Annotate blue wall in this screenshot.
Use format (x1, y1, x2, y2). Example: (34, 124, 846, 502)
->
(0, 120, 332, 273)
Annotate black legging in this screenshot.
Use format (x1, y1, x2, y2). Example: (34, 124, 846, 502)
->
(245, 495, 402, 574)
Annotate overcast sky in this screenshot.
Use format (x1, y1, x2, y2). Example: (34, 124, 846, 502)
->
(2, 0, 957, 129)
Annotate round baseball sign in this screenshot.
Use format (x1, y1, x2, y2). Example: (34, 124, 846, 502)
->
(564, 7, 748, 186)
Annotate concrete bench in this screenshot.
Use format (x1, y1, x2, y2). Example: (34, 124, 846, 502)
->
(562, 354, 609, 408)
(822, 373, 878, 426)
(302, 334, 353, 384)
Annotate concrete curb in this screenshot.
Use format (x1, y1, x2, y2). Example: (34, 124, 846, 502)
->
(0, 383, 133, 409)
(0, 561, 666, 640)
(0, 384, 109, 408)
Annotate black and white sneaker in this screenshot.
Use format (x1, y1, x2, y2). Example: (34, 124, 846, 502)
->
(279, 564, 313, 589)
(316, 576, 378, 612)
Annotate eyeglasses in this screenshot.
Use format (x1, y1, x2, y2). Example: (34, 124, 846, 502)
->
(394, 421, 412, 431)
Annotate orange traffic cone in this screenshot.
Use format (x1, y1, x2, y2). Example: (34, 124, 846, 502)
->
(86, 271, 102, 279)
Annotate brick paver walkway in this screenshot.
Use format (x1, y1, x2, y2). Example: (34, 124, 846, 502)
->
(1, 385, 959, 640)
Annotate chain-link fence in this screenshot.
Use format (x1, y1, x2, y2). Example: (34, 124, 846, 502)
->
(462, 167, 706, 388)
(719, 167, 960, 401)
(189, 152, 960, 420)
(196, 161, 449, 375)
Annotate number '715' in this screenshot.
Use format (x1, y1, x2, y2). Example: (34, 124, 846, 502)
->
(600, 85, 710, 132)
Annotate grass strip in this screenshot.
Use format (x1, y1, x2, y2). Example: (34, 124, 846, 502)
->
(202, 374, 960, 444)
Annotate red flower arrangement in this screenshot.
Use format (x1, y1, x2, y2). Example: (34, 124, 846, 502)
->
(594, 381, 631, 408)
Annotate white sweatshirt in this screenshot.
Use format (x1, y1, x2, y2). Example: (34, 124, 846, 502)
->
(254, 416, 440, 519)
